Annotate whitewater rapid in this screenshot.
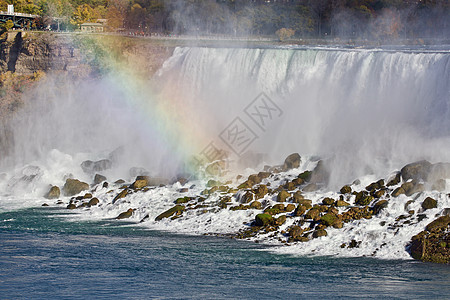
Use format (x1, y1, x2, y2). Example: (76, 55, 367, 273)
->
(1, 46, 449, 260)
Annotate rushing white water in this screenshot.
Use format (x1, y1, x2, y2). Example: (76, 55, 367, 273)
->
(1, 46, 450, 260)
(155, 46, 450, 188)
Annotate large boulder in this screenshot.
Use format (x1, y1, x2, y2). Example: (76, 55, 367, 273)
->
(81, 159, 112, 174)
(155, 205, 185, 221)
(422, 197, 438, 210)
(410, 216, 450, 264)
(45, 186, 60, 199)
(63, 179, 89, 196)
(94, 174, 107, 185)
(401, 160, 432, 181)
(309, 160, 329, 185)
(255, 213, 273, 226)
(282, 153, 301, 171)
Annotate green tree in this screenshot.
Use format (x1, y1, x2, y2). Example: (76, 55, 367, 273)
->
(71, 3, 99, 26)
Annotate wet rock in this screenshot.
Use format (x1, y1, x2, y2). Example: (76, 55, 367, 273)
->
(422, 197, 438, 210)
(94, 174, 107, 185)
(294, 205, 306, 216)
(322, 197, 334, 205)
(401, 160, 432, 181)
(356, 195, 374, 206)
(155, 205, 185, 221)
(112, 189, 129, 204)
(42, 203, 49, 207)
(81, 159, 112, 174)
(443, 208, 450, 216)
(63, 179, 89, 196)
(366, 179, 384, 191)
(312, 229, 328, 238)
(336, 200, 350, 207)
(116, 208, 135, 219)
(373, 189, 386, 198)
(45, 186, 60, 199)
(115, 179, 125, 184)
(249, 201, 262, 209)
(392, 186, 406, 197)
(305, 208, 320, 221)
(255, 213, 273, 226)
(410, 216, 450, 263)
(386, 172, 401, 186)
(205, 160, 227, 176)
(285, 204, 296, 212)
(274, 215, 287, 226)
(277, 190, 290, 202)
(131, 176, 150, 189)
(292, 191, 304, 203)
(320, 213, 337, 226)
(372, 200, 388, 215)
(175, 196, 192, 204)
(240, 191, 254, 204)
(288, 225, 304, 240)
(66, 203, 76, 209)
(282, 153, 301, 171)
(428, 163, 450, 182)
(297, 199, 312, 209)
(88, 197, 99, 206)
(340, 185, 352, 194)
(309, 160, 329, 184)
(254, 185, 268, 199)
(298, 171, 312, 182)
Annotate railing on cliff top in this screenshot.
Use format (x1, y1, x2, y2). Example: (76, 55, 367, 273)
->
(0, 11, 39, 19)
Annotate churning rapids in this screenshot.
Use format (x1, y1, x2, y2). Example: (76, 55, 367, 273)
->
(1, 46, 450, 261)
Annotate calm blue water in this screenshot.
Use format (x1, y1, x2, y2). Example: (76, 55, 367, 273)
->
(0, 208, 449, 299)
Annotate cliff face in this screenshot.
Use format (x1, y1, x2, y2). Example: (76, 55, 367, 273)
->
(0, 32, 174, 78)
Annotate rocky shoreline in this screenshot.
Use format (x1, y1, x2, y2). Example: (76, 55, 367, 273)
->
(38, 154, 450, 264)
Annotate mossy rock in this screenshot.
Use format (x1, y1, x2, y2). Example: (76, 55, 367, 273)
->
(206, 179, 221, 187)
(421, 197, 438, 210)
(255, 213, 273, 226)
(340, 185, 352, 194)
(297, 199, 312, 209)
(112, 189, 129, 204)
(237, 181, 252, 189)
(312, 229, 328, 238)
(288, 225, 304, 239)
(373, 189, 386, 198)
(277, 190, 290, 202)
(63, 179, 89, 196)
(320, 213, 338, 226)
(175, 196, 192, 204)
(155, 205, 185, 221)
(293, 205, 306, 216)
(264, 208, 280, 215)
(298, 171, 312, 182)
(292, 191, 304, 203)
(116, 208, 135, 219)
(356, 195, 374, 206)
(336, 200, 350, 207)
(248, 174, 262, 185)
(372, 200, 388, 215)
(322, 197, 334, 205)
(254, 184, 268, 199)
(425, 216, 450, 232)
(45, 186, 60, 199)
(285, 203, 296, 212)
(305, 208, 320, 220)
